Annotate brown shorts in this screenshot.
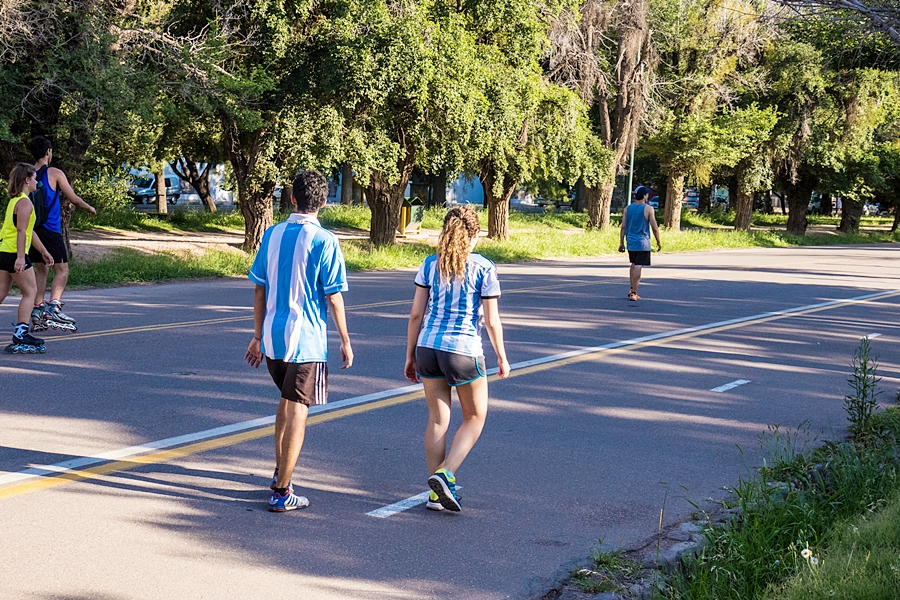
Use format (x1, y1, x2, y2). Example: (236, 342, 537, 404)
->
(265, 359, 328, 405)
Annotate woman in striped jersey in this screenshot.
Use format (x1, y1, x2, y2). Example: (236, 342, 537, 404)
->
(404, 205, 510, 512)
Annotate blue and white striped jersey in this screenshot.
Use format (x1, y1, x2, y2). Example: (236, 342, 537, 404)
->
(248, 215, 347, 363)
(415, 253, 501, 357)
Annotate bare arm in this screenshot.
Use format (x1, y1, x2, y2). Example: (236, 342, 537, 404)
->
(482, 298, 510, 378)
(404, 285, 429, 383)
(618, 208, 627, 252)
(12, 199, 36, 272)
(326, 291, 353, 369)
(646, 205, 661, 251)
(51, 168, 96, 215)
(244, 284, 266, 368)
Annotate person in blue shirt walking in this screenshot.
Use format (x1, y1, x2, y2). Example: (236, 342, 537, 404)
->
(618, 186, 661, 301)
(404, 205, 510, 512)
(244, 170, 353, 512)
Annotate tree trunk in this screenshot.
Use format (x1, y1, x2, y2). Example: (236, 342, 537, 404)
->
(171, 159, 217, 213)
(366, 147, 416, 247)
(839, 199, 863, 233)
(573, 179, 588, 213)
(155, 167, 168, 215)
(733, 186, 753, 231)
(586, 162, 615, 229)
(478, 162, 516, 240)
(429, 170, 447, 209)
(238, 182, 275, 251)
(663, 170, 685, 230)
(341, 163, 353, 205)
(733, 167, 753, 231)
(698, 186, 712, 214)
(785, 180, 814, 236)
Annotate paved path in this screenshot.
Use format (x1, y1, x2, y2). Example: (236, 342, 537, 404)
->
(1, 245, 898, 599)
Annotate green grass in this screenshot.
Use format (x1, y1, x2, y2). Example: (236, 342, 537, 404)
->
(67, 248, 252, 288)
(55, 204, 900, 288)
(665, 405, 900, 600)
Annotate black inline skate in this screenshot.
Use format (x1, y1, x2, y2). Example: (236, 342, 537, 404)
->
(4, 324, 46, 354)
(42, 300, 77, 332)
(30, 302, 48, 333)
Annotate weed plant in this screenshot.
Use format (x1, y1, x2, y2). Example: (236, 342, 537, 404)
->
(665, 341, 900, 600)
(844, 337, 882, 439)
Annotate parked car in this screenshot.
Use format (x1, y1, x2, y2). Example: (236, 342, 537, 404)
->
(649, 195, 659, 209)
(863, 202, 889, 217)
(128, 172, 181, 205)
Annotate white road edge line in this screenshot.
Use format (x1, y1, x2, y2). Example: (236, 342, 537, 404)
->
(866, 333, 882, 339)
(366, 492, 431, 518)
(710, 379, 751, 393)
(1, 288, 896, 488)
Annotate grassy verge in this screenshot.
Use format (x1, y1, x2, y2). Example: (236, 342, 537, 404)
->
(67, 248, 252, 287)
(58, 204, 900, 287)
(664, 341, 900, 600)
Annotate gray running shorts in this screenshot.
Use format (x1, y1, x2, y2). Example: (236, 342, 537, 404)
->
(416, 346, 486, 387)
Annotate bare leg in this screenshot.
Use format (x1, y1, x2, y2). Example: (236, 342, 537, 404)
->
(32, 263, 49, 305)
(630, 264, 643, 296)
(49, 263, 69, 302)
(423, 378, 452, 474)
(274, 398, 309, 488)
(0, 272, 11, 306)
(11, 270, 38, 324)
(442, 376, 488, 474)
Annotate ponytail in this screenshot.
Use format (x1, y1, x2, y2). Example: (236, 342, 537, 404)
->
(437, 206, 480, 283)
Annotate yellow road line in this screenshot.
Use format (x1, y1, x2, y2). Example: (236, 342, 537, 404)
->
(43, 280, 598, 343)
(5, 290, 898, 500)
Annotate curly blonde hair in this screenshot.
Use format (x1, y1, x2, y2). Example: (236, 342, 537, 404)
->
(437, 205, 480, 283)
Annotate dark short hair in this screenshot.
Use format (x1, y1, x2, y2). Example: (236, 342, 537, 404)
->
(29, 136, 53, 161)
(292, 170, 329, 212)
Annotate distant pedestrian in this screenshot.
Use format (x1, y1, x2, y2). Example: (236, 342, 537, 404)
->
(404, 205, 510, 512)
(0, 163, 55, 353)
(619, 186, 661, 301)
(28, 136, 96, 333)
(244, 170, 353, 512)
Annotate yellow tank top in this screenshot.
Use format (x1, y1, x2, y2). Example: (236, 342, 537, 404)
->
(0, 194, 35, 254)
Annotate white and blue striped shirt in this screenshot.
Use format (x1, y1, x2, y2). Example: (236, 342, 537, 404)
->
(415, 253, 501, 357)
(248, 215, 347, 363)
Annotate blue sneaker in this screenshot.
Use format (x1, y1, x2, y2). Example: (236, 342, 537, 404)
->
(428, 468, 460, 512)
(267, 489, 309, 512)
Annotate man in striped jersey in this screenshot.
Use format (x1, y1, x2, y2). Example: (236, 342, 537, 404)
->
(244, 170, 353, 512)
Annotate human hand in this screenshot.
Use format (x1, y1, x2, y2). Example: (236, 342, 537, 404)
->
(86, 204, 97, 216)
(656, 240, 662, 252)
(14, 257, 25, 273)
(404, 357, 420, 383)
(618, 244, 625, 253)
(497, 357, 511, 378)
(244, 338, 263, 368)
(340, 341, 354, 369)
(42, 252, 54, 267)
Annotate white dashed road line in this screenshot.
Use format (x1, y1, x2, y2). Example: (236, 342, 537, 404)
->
(366, 492, 431, 518)
(710, 379, 751, 392)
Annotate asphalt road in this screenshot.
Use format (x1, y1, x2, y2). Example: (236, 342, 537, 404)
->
(1, 245, 899, 600)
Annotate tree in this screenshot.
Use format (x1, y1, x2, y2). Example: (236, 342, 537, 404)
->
(549, 0, 651, 230)
(777, 0, 900, 46)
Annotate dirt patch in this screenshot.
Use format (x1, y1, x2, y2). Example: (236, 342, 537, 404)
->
(69, 229, 247, 262)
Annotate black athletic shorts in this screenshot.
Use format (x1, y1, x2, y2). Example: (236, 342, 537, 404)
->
(0, 251, 32, 273)
(628, 250, 651, 266)
(28, 226, 67, 264)
(265, 358, 328, 405)
(416, 346, 486, 387)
